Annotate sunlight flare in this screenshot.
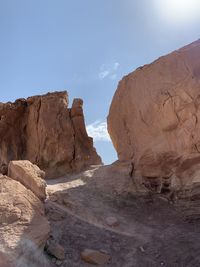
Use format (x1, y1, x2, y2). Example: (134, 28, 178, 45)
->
(154, 0, 200, 25)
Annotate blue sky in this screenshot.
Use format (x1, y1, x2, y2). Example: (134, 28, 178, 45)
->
(0, 0, 200, 164)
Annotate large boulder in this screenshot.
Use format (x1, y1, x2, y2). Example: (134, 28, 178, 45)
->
(8, 160, 46, 201)
(0, 91, 102, 178)
(0, 175, 50, 257)
(108, 40, 200, 194)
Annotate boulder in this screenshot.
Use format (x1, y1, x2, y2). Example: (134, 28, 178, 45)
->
(81, 249, 111, 265)
(8, 160, 46, 201)
(0, 175, 50, 258)
(46, 241, 65, 260)
(108, 40, 200, 194)
(0, 91, 102, 178)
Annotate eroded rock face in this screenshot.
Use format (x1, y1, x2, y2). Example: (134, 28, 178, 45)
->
(0, 91, 102, 178)
(108, 40, 200, 194)
(0, 175, 50, 254)
(8, 160, 47, 201)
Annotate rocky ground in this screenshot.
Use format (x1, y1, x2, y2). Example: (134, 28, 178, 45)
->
(45, 166, 200, 267)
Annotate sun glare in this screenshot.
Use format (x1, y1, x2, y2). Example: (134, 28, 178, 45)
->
(154, 0, 200, 25)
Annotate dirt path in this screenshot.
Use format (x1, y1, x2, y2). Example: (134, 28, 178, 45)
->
(46, 166, 200, 267)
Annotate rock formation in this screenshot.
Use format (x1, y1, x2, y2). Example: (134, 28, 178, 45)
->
(0, 161, 52, 266)
(8, 160, 47, 202)
(0, 91, 102, 178)
(108, 39, 200, 195)
(0, 175, 50, 258)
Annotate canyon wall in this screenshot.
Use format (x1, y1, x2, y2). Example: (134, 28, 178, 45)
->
(108, 40, 200, 194)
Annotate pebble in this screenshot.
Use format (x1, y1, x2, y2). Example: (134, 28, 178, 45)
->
(56, 260, 63, 266)
(52, 257, 56, 263)
(47, 242, 65, 260)
(139, 246, 145, 253)
(81, 249, 111, 265)
(105, 216, 119, 227)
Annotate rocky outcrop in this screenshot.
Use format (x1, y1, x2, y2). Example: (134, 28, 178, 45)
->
(0, 161, 51, 266)
(0, 175, 50, 255)
(108, 40, 200, 195)
(8, 160, 47, 201)
(0, 91, 102, 178)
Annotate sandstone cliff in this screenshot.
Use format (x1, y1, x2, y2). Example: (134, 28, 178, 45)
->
(108, 39, 200, 194)
(0, 91, 102, 178)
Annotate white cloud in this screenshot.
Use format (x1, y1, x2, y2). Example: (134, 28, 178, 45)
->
(99, 70, 110, 80)
(86, 121, 111, 142)
(98, 62, 120, 80)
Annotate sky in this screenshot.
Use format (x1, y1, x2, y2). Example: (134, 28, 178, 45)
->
(0, 0, 200, 164)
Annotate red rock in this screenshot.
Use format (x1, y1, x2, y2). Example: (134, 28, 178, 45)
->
(46, 242, 65, 260)
(8, 160, 47, 201)
(0, 91, 102, 178)
(108, 40, 200, 194)
(0, 176, 50, 253)
(81, 249, 111, 265)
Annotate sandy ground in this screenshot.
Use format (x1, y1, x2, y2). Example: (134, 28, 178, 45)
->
(45, 166, 200, 267)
